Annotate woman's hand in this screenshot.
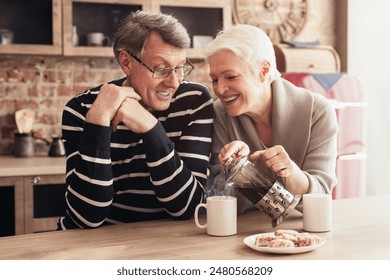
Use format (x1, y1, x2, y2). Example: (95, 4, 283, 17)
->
(218, 140, 250, 166)
(250, 145, 292, 178)
(251, 145, 309, 195)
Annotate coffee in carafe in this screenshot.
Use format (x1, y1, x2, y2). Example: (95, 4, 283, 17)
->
(225, 155, 301, 227)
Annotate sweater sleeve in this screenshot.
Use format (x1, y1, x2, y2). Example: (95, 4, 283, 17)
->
(58, 93, 115, 229)
(302, 96, 339, 195)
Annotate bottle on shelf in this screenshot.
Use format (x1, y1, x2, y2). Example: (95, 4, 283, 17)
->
(72, 25, 79, 46)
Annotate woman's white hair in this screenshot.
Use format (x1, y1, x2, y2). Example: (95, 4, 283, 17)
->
(204, 24, 281, 82)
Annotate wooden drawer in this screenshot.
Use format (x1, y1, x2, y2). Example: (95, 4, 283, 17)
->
(274, 44, 341, 73)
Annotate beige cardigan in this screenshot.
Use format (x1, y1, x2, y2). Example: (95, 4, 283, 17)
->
(209, 78, 338, 212)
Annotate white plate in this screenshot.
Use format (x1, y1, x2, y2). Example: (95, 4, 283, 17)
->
(243, 233, 326, 254)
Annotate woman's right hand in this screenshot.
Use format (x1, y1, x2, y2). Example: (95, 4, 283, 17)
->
(218, 140, 250, 166)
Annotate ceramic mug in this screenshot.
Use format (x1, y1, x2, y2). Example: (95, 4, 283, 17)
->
(194, 196, 237, 236)
(0, 29, 14, 45)
(303, 193, 332, 232)
(86, 32, 111, 46)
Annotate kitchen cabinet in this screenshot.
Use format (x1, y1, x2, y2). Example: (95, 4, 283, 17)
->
(150, 0, 232, 59)
(0, 177, 24, 236)
(0, 156, 66, 235)
(0, 174, 66, 235)
(64, 0, 231, 59)
(0, 0, 62, 55)
(24, 174, 66, 233)
(63, 0, 149, 57)
(0, 0, 231, 59)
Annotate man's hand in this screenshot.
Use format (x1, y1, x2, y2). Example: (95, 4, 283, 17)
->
(86, 83, 141, 127)
(112, 97, 158, 133)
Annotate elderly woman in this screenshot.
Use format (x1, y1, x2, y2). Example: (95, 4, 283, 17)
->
(205, 24, 338, 212)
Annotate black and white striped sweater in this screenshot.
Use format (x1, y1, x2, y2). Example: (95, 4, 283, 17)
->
(58, 78, 213, 229)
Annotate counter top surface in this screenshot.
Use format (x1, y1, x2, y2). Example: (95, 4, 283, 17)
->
(0, 155, 66, 177)
(0, 195, 388, 260)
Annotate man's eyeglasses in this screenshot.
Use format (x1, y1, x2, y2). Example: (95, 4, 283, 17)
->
(127, 51, 194, 79)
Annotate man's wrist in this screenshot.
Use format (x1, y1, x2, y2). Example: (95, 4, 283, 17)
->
(86, 110, 111, 127)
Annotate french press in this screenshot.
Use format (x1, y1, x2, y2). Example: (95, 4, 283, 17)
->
(225, 155, 301, 227)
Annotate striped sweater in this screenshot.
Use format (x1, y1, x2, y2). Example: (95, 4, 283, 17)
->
(58, 78, 214, 229)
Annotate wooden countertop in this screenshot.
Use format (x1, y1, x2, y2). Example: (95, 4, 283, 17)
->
(0, 155, 66, 177)
(0, 195, 388, 260)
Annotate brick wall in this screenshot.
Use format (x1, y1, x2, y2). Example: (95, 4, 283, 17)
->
(0, 55, 211, 155)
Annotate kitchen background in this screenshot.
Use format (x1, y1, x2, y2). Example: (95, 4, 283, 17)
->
(0, 0, 389, 198)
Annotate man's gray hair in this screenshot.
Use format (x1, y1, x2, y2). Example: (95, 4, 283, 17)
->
(113, 10, 190, 59)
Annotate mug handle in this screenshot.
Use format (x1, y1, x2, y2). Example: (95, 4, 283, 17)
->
(194, 203, 207, 229)
(102, 36, 112, 47)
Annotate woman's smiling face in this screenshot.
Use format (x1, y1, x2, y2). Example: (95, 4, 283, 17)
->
(208, 50, 270, 117)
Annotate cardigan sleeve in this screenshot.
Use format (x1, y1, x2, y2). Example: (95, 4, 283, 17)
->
(301, 95, 339, 195)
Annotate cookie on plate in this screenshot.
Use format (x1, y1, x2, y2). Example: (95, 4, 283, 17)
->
(268, 238, 295, 248)
(255, 233, 277, 247)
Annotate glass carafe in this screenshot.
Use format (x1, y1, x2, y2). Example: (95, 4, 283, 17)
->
(225, 155, 301, 227)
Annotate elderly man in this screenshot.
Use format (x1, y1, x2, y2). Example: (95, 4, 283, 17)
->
(58, 11, 213, 229)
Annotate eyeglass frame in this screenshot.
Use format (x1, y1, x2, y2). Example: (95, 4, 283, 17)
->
(126, 51, 194, 79)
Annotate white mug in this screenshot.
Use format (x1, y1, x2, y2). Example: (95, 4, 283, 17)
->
(303, 193, 332, 232)
(0, 29, 13, 45)
(194, 196, 237, 236)
(87, 32, 111, 46)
